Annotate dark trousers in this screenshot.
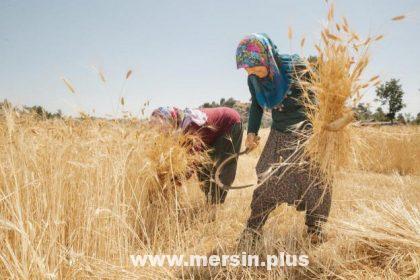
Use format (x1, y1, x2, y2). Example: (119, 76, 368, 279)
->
(197, 122, 243, 204)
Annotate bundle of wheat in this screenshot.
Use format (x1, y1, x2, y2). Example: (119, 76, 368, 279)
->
(131, 124, 210, 242)
(299, 3, 382, 182)
(139, 127, 200, 195)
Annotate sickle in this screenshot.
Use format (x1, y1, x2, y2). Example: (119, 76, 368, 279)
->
(214, 148, 254, 190)
(214, 140, 303, 191)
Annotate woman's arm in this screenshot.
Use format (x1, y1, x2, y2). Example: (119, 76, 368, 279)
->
(247, 76, 264, 135)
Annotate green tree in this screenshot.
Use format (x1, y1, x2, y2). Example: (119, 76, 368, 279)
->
(23, 105, 63, 119)
(375, 79, 405, 123)
(223, 97, 236, 108)
(0, 99, 12, 110)
(403, 113, 413, 123)
(355, 103, 372, 121)
(372, 107, 387, 122)
(415, 113, 420, 125)
(201, 97, 236, 108)
(396, 113, 406, 124)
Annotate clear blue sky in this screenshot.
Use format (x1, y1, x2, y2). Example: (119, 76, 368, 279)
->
(1, 0, 419, 117)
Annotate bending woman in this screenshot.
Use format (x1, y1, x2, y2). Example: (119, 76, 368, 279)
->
(235, 33, 332, 246)
(150, 106, 243, 204)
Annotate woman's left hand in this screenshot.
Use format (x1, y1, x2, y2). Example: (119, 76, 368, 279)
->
(245, 133, 260, 152)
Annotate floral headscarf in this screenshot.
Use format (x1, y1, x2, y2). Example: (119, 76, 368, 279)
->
(236, 33, 292, 109)
(236, 33, 277, 79)
(151, 107, 207, 130)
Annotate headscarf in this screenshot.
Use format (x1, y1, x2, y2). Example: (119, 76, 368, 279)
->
(180, 108, 208, 130)
(151, 107, 207, 130)
(151, 107, 184, 128)
(236, 33, 294, 109)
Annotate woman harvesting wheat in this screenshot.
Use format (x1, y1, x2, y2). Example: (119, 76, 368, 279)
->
(150, 106, 243, 204)
(235, 33, 333, 247)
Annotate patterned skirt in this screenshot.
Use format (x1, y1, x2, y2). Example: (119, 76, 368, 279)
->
(248, 128, 331, 230)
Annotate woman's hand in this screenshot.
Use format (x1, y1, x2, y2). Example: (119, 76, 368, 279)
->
(245, 133, 260, 152)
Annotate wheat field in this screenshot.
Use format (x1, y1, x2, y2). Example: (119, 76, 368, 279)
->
(0, 110, 419, 279)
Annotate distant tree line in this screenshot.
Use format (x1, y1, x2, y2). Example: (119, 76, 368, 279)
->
(200, 97, 272, 128)
(356, 78, 419, 124)
(1, 77, 418, 124)
(355, 103, 420, 124)
(201, 97, 237, 109)
(0, 99, 63, 119)
(200, 78, 420, 125)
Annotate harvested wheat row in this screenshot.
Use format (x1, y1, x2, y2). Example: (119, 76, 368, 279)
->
(350, 126, 420, 175)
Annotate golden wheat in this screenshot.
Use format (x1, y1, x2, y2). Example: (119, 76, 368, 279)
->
(0, 109, 419, 279)
(351, 125, 420, 175)
(0, 109, 208, 278)
(299, 3, 382, 182)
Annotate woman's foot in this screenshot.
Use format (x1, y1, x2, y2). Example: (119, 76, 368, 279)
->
(306, 226, 327, 245)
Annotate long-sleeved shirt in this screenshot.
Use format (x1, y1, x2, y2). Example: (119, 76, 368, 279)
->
(247, 76, 307, 134)
(187, 107, 241, 147)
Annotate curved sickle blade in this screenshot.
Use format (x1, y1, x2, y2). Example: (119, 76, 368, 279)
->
(214, 141, 304, 191)
(214, 148, 254, 190)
